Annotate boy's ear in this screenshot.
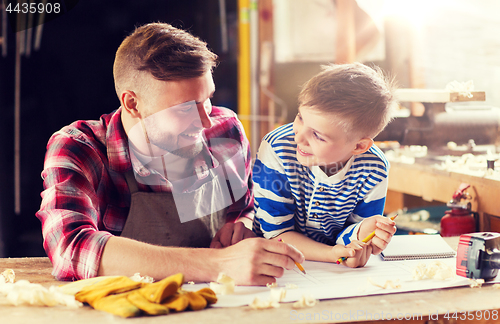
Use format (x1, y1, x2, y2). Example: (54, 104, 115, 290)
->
(352, 138, 373, 155)
(121, 90, 141, 118)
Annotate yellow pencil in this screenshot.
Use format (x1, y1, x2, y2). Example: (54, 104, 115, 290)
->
(278, 238, 306, 274)
(336, 214, 398, 264)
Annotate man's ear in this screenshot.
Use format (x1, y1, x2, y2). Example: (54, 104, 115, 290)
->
(121, 90, 141, 118)
(352, 138, 373, 155)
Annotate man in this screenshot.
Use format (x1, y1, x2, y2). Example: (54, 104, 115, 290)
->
(36, 22, 303, 285)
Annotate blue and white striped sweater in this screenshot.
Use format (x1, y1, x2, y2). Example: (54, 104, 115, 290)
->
(252, 123, 389, 246)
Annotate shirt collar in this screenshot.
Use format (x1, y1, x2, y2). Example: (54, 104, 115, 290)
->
(106, 107, 133, 173)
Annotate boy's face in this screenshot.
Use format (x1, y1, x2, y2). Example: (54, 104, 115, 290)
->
(292, 105, 367, 175)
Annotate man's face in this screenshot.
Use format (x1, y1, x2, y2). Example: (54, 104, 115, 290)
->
(137, 71, 215, 158)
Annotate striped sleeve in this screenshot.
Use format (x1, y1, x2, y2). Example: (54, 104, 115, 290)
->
(252, 139, 295, 239)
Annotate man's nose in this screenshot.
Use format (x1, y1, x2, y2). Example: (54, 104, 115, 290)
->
(196, 101, 213, 129)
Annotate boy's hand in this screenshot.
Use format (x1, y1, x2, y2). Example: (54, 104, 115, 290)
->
(358, 215, 397, 255)
(210, 222, 256, 248)
(331, 241, 372, 268)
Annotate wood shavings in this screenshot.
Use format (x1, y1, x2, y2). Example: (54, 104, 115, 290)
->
(285, 283, 298, 289)
(209, 273, 235, 295)
(249, 287, 286, 309)
(129, 273, 154, 283)
(469, 279, 485, 288)
(492, 284, 500, 289)
(249, 297, 280, 310)
(1, 269, 15, 284)
(367, 277, 401, 289)
(0, 280, 82, 308)
(445, 80, 474, 98)
(412, 261, 454, 280)
(436, 152, 500, 180)
(269, 288, 286, 302)
(266, 282, 278, 288)
(384, 145, 429, 165)
(447, 141, 458, 150)
(292, 294, 317, 309)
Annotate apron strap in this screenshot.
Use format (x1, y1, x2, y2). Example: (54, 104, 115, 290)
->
(124, 170, 139, 194)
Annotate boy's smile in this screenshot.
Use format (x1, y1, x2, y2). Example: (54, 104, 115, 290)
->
(297, 146, 313, 156)
(292, 106, 372, 176)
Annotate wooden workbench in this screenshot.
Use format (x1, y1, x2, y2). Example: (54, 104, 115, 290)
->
(1, 251, 499, 324)
(386, 160, 500, 233)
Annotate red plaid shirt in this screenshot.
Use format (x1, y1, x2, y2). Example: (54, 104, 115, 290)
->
(36, 107, 254, 281)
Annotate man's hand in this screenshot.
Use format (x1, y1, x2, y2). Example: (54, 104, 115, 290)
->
(210, 222, 256, 248)
(331, 240, 372, 268)
(358, 215, 397, 255)
(214, 237, 305, 285)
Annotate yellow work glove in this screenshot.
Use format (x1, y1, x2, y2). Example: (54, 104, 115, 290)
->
(119, 273, 184, 316)
(75, 276, 143, 307)
(73, 273, 216, 318)
(93, 291, 141, 318)
(137, 272, 183, 303)
(162, 287, 217, 312)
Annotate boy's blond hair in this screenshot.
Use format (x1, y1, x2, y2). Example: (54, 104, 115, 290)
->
(298, 63, 397, 139)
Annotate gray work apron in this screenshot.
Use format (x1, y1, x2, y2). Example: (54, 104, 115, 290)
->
(120, 169, 228, 248)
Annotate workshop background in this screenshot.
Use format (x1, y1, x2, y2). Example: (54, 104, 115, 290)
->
(1, 0, 500, 257)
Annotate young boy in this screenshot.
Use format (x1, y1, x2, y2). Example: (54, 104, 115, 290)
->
(252, 63, 398, 268)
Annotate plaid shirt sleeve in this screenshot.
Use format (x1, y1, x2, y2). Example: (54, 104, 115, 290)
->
(36, 129, 113, 281)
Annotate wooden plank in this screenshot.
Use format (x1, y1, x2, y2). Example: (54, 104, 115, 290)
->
(388, 161, 500, 231)
(450, 91, 486, 102)
(396, 89, 486, 103)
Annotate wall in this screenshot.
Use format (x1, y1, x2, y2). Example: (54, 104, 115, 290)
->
(0, 0, 238, 257)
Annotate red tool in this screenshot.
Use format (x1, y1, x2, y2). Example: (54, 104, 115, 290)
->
(440, 183, 476, 237)
(456, 232, 500, 280)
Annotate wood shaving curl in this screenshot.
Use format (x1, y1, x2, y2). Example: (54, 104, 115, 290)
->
(209, 273, 235, 295)
(412, 261, 454, 280)
(129, 273, 154, 283)
(1, 269, 15, 284)
(250, 297, 280, 310)
(469, 278, 485, 288)
(269, 288, 286, 302)
(292, 294, 317, 309)
(0, 280, 82, 308)
(367, 277, 401, 289)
